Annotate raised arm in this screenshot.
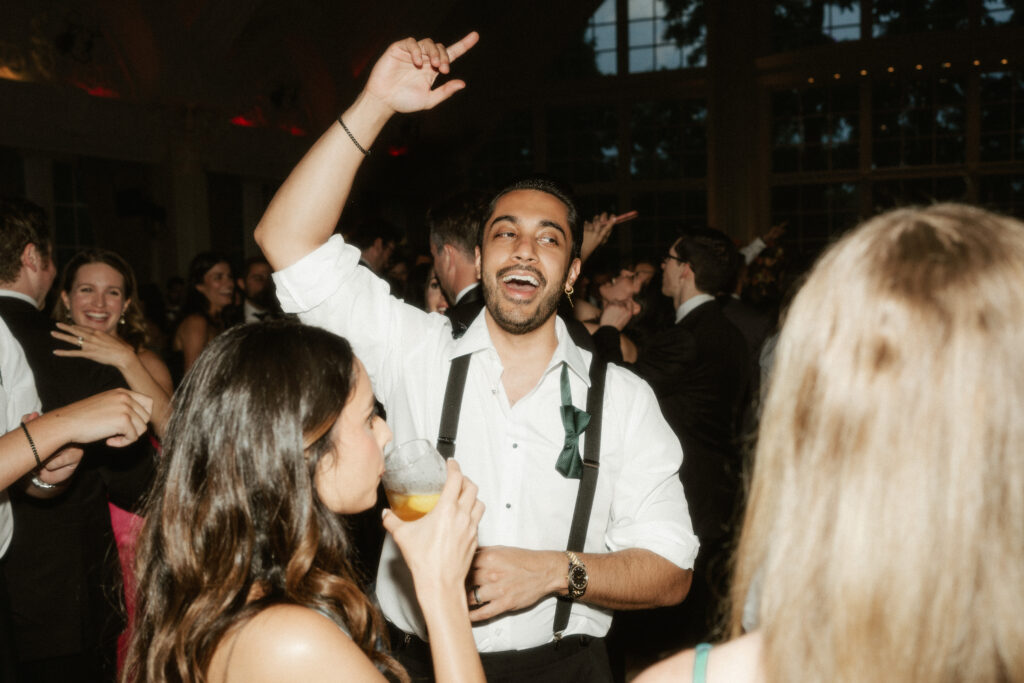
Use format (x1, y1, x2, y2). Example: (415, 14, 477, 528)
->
(255, 33, 479, 271)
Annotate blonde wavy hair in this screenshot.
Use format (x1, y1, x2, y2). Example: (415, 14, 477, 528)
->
(730, 204, 1024, 682)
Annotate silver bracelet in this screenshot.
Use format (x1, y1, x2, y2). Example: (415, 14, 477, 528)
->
(29, 475, 59, 490)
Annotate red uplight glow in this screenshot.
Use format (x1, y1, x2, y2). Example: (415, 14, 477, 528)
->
(74, 82, 119, 98)
(230, 115, 258, 127)
(388, 145, 410, 157)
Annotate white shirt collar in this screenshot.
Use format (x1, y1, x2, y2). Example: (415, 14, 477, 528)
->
(451, 310, 592, 388)
(243, 299, 267, 322)
(0, 289, 40, 309)
(674, 292, 715, 323)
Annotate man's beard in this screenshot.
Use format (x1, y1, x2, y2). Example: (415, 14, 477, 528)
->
(482, 265, 564, 335)
(248, 283, 277, 311)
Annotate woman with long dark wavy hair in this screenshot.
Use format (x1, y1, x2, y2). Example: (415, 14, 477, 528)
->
(123, 321, 485, 683)
(171, 252, 234, 379)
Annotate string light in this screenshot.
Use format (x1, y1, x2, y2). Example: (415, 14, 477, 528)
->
(915, 64, 923, 70)
(942, 62, 951, 68)
(1001, 58, 1009, 65)
(973, 59, 981, 66)
(833, 73, 841, 79)
(860, 69, 868, 76)
(887, 66, 895, 73)
(808, 76, 815, 83)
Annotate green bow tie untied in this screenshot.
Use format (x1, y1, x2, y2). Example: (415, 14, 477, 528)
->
(556, 362, 591, 480)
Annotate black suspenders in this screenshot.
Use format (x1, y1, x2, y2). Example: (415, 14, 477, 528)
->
(434, 352, 608, 639)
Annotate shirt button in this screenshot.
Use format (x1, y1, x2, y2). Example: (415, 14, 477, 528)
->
(505, 503, 511, 509)
(512, 443, 518, 449)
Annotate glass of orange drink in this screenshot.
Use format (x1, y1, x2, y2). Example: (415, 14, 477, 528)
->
(382, 439, 446, 521)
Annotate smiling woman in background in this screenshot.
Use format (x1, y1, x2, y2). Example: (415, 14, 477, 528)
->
(171, 251, 234, 379)
(404, 263, 450, 314)
(51, 249, 173, 439)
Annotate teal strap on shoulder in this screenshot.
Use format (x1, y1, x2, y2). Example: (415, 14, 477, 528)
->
(693, 643, 712, 683)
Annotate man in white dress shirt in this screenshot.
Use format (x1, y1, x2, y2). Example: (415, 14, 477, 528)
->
(256, 33, 697, 682)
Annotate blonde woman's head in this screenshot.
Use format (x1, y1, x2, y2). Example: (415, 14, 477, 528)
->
(733, 204, 1024, 682)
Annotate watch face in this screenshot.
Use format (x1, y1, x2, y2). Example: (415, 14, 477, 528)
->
(569, 564, 588, 589)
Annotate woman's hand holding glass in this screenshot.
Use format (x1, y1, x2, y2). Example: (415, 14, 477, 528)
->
(383, 459, 484, 602)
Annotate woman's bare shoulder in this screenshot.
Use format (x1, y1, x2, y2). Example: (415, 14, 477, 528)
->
(635, 632, 763, 683)
(209, 604, 385, 683)
(177, 313, 209, 335)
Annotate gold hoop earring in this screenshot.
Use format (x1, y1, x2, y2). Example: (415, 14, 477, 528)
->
(119, 314, 126, 326)
(564, 285, 574, 308)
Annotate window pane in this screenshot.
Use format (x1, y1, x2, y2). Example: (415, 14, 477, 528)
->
(631, 99, 707, 179)
(979, 71, 1024, 162)
(872, 176, 967, 212)
(873, 0, 968, 37)
(593, 24, 617, 52)
(770, 181, 861, 253)
(630, 0, 706, 72)
(560, 0, 618, 78)
(979, 173, 1024, 218)
(771, 83, 860, 173)
(546, 104, 619, 184)
(772, 1, 862, 52)
(982, 0, 1022, 25)
(630, 19, 655, 47)
(872, 75, 966, 167)
(630, 47, 655, 72)
(593, 0, 616, 23)
(595, 51, 617, 76)
(629, 0, 657, 20)
(655, 44, 683, 70)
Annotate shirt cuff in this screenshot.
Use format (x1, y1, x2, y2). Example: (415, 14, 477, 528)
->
(607, 522, 700, 570)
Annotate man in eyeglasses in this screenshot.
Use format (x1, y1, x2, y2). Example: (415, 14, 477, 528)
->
(594, 229, 750, 650)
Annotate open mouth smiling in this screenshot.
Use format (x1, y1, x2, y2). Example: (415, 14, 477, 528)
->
(498, 266, 546, 299)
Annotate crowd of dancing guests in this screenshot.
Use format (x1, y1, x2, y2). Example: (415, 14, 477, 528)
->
(0, 30, 1021, 683)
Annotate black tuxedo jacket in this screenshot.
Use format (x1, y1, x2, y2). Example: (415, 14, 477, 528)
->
(594, 299, 749, 541)
(445, 283, 484, 339)
(0, 295, 155, 665)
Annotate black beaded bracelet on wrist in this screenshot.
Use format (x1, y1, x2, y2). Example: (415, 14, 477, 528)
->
(337, 116, 370, 156)
(20, 422, 41, 468)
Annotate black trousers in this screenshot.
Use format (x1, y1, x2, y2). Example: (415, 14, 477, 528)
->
(387, 622, 613, 683)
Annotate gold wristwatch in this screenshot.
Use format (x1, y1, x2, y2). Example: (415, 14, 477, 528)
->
(565, 550, 588, 600)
